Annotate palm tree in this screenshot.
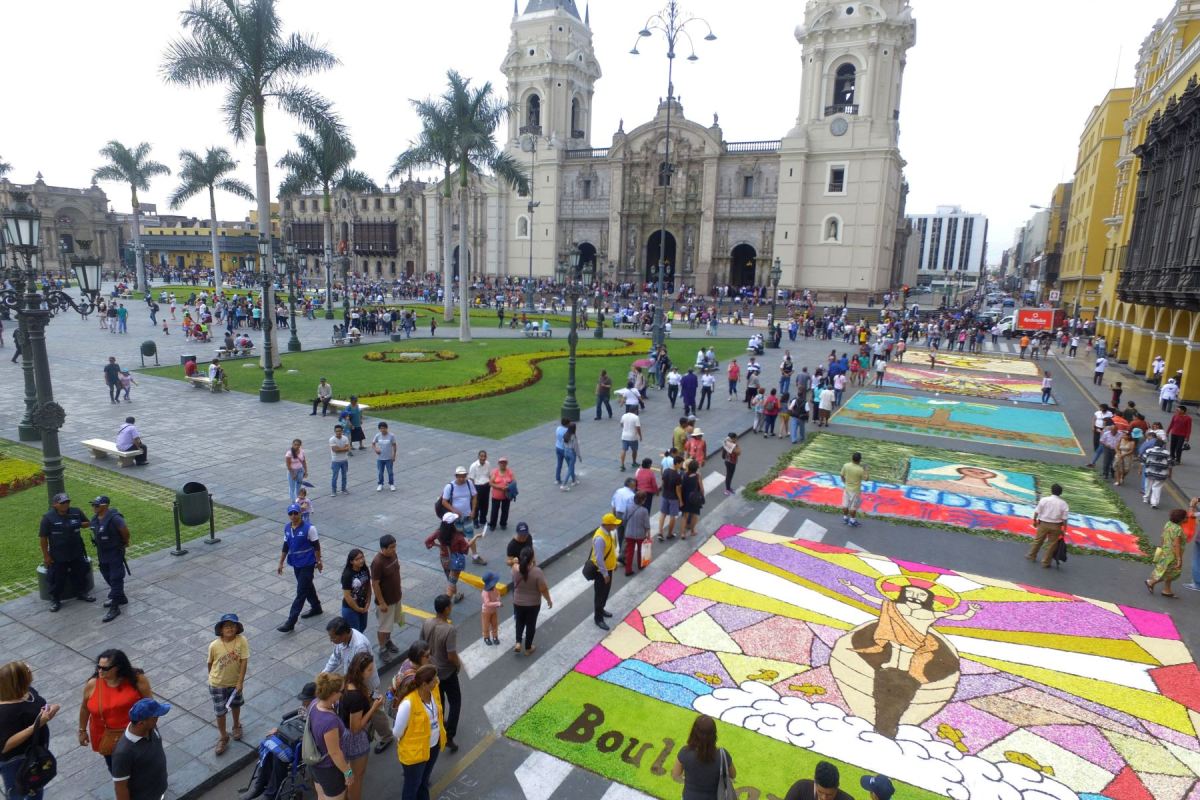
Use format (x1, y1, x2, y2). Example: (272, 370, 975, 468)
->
(161, 0, 341, 369)
(92, 141, 170, 292)
(278, 128, 377, 320)
(0, 158, 11, 179)
(390, 99, 458, 323)
(442, 70, 529, 342)
(168, 147, 255, 294)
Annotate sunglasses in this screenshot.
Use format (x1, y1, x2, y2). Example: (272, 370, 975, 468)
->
(96, 663, 114, 672)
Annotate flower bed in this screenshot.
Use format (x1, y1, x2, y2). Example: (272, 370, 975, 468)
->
(357, 338, 645, 409)
(362, 349, 458, 363)
(0, 454, 45, 498)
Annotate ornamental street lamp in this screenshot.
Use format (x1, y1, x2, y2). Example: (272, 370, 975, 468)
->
(2, 192, 95, 501)
(257, 236, 281, 402)
(558, 245, 592, 421)
(285, 236, 302, 352)
(341, 255, 352, 324)
(594, 260, 611, 339)
(631, 0, 716, 352)
(520, 130, 541, 313)
(767, 256, 782, 349)
(323, 245, 335, 320)
(70, 240, 103, 307)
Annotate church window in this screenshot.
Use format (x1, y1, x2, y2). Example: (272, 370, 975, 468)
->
(742, 176, 754, 197)
(658, 161, 672, 187)
(582, 179, 592, 199)
(405, 197, 414, 210)
(406, 226, 414, 245)
(827, 165, 846, 194)
(374, 198, 381, 210)
(833, 63, 857, 108)
(571, 98, 582, 136)
(527, 94, 541, 130)
(360, 199, 368, 210)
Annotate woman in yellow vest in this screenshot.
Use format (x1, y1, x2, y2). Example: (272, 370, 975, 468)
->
(391, 664, 444, 800)
(584, 514, 621, 630)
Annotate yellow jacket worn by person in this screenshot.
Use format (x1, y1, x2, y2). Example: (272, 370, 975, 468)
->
(589, 526, 617, 573)
(395, 689, 446, 765)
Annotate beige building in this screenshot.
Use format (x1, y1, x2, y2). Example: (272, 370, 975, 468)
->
(0, 174, 123, 270)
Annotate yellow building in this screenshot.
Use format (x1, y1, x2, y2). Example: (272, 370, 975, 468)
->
(1061, 87, 1132, 320)
(1098, 0, 1200, 401)
(140, 223, 261, 274)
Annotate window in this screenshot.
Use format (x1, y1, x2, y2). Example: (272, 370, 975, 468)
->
(571, 98, 582, 137)
(582, 179, 592, 199)
(823, 215, 843, 243)
(374, 198, 381, 210)
(406, 226, 414, 245)
(517, 216, 529, 237)
(827, 165, 846, 194)
(527, 94, 541, 130)
(360, 199, 367, 210)
(658, 161, 672, 187)
(405, 197, 413, 210)
(388, 198, 396, 210)
(742, 176, 754, 198)
(834, 64, 857, 106)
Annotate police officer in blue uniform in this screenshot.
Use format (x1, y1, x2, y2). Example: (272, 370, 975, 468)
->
(39, 492, 95, 612)
(275, 503, 323, 632)
(89, 496, 130, 623)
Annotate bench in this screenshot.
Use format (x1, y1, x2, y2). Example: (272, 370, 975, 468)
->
(523, 329, 552, 338)
(331, 335, 362, 346)
(81, 439, 144, 468)
(328, 399, 372, 413)
(215, 347, 255, 359)
(186, 375, 224, 392)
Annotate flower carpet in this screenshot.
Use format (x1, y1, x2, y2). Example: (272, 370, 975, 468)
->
(750, 434, 1146, 559)
(899, 350, 1041, 377)
(832, 392, 1084, 455)
(509, 526, 1200, 799)
(880, 364, 1052, 404)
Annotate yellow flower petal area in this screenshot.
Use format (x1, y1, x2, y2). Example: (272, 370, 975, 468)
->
(356, 338, 647, 409)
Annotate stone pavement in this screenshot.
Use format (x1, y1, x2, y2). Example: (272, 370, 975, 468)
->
(0, 287, 770, 799)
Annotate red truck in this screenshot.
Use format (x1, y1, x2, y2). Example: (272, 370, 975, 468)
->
(1001, 308, 1066, 337)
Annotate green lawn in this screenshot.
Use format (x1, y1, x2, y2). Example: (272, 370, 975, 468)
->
(142, 337, 746, 438)
(0, 440, 254, 602)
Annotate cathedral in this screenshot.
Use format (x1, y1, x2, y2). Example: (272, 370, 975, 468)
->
(282, 0, 917, 296)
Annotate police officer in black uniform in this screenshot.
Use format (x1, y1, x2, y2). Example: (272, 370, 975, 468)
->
(39, 492, 95, 612)
(90, 496, 130, 622)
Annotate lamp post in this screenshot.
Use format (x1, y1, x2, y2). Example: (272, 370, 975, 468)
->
(632, 0, 716, 352)
(767, 256, 782, 349)
(559, 245, 590, 421)
(341, 255, 352, 324)
(323, 244, 335, 320)
(285, 236, 302, 352)
(594, 260, 611, 338)
(2, 192, 95, 501)
(257, 236, 281, 402)
(520, 129, 541, 313)
(71, 240, 103, 309)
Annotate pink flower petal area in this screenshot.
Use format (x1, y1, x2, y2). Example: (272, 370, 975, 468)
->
(576, 645, 621, 677)
(1120, 604, 1182, 640)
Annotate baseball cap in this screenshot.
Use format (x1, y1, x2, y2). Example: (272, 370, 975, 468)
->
(860, 774, 895, 800)
(52, 492, 70, 504)
(454, 466, 468, 475)
(602, 513, 621, 526)
(441, 511, 460, 524)
(287, 503, 302, 514)
(128, 698, 172, 723)
(90, 495, 111, 506)
(515, 522, 530, 535)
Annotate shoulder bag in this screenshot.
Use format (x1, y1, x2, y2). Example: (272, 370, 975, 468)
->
(15, 709, 56, 795)
(717, 747, 736, 800)
(93, 681, 124, 757)
(301, 704, 324, 766)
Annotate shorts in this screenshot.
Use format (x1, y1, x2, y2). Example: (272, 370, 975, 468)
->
(377, 601, 405, 632)
(660, 498, 680, 517)
(622, 439, 639, 452)
(311, 764, 347, 796)
(209, 684, 244, 717)
(842, 489, 862, 511)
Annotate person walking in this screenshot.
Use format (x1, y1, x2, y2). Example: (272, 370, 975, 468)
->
(666, 366, 682, 408)
(726, 359, 740, 400)
(0, 661, 61, 800)
(488, 457, 516, 529)
(510, 546, 552, 655)
(467, 451, 491, 527)
(391, 664, 444, 800)
(276, 504, 323, 633)
(623, 491, 652, 575)
(111, 699, 171, 800)
(619, 408, 642, 471)
(330, 424, 351, 496)
(78, 649, 153, 772)
(424, 514, 477, 603)
(699, 370, 715, 410)
(840, 452, 867, 527)
(285, 439, 309, 503)
(103, 356, 122, 404)
(762, 389, 781, 437)
(89, 496, 129, 622)
(1168, 405, 1192, 464)
(1097, 422, 1121, 479)
(207, 613, 249, 755)
(1093, 355, 1107, 386)
(658, 455, 684, 541)
(1040, 371, 1053, 404)
(1161, 378, 1181, 412)
(1027, 483, 1069, 568)
(370, 534, 403, 659)
(722, 433, 742, 496)
(554, 418, 570, 486)
(671, 714, 735, 800)
(680, 368, 699, 416)
(586, 514, 620, 630)
(1146, 509, 1189, 598)
(306, 673, 353, 800)
(562, 422, 582, 489)
(312, 378, 334, 416)
(1142, 434, 1173, 508)
(818, 384, 835, 427)
(372, 422, 398, 492)
(440, 467, 486, 564)
(594, 370, 613, 420)
(419, 595, 463, 754)
(680, 460, 705, 539)
(39, 492, 94, 613)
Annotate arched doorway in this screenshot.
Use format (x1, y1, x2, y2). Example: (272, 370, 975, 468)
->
(577, 242, 598, 275)
(452, 245, 471, 280)
(730, 244, 757, 287)
(645, 230, 676, 289)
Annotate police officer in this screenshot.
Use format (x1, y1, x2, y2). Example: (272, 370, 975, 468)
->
(275, 503, 323, 633)
(89, 496, 130, 622)
(39, 492, 95, 612)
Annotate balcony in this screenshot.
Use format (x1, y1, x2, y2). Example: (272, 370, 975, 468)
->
(564, 147, 609, 159)
(519, 124, 542, 137)
(724, 140, 781, 154)
(1118, 263, 1200, 310)
(824, 104, 859, 116)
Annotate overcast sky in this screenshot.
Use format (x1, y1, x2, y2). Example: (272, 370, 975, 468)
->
(2, 0, 1172, 263)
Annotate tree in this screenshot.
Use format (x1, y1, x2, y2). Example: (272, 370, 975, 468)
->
(0, 158, 10, 179)
(92, 141, 170, 292)
(161, 0, 341, 369)
(278, 128, 377, 320)
(443, 70, 529, 341)
(390, 98, 458, 323)
(169, 147, 254, 294)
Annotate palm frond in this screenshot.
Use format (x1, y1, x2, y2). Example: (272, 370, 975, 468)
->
(335, 169, 377, 193)
(276, 172, 310, 199)
(489, 151, 529, 195)
(215, 177, 255, 200)
(271, 83, 341, 138)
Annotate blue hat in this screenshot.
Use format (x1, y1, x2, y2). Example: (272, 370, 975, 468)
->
(287, 503, 302, 514)
(128, 698, 172, 723)
(214, 613, 244, 636)
(482, 572, 499, 591)
(860, 774, 895, 800)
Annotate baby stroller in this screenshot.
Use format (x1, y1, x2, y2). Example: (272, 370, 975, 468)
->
(239, 684, 314, 800)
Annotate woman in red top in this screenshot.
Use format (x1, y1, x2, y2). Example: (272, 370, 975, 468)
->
(488, 458, 516, 531)
(78, 649, 152, 771)
(424, 514, 476, 603)
(634, 459, 659, 513)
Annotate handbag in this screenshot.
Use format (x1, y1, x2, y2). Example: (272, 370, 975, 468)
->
(301, 706, 324, 766)
(640, 538, 653, 568)
(717, 748, 736, 800)
(93, 682, 123, 757)
(15, 711, 56, 796)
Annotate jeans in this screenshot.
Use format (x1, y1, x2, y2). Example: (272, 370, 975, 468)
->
(377, 460, 394, 487)
(595, 395, 612, 419)
(1101, 447, 1116, 478)
(779, 376, 791, 395)
(555, 447, 565, 483)
(287, 565, 320, 623)
(107, 381, 120, 402)
(0, 755, 42, 800)
(513, 604, 542, 649)
(1171, 434, 1187, 463)
(700, 387, 713, 410)
(340, 604, 367, 632)
(834, 389, 844, 406)
(790, 416, 805, 444)
(288, 469, 304, 501)
(763, 415, 777, 435)
(438, 673, 461, 739)
(98, 559, 127, 604)
(331, 461, 348, 492)
(400, 745, 440, 800)
(724, 460, 737, 491)
(563, 448, 578, 484)
(728, 379, 738, 397)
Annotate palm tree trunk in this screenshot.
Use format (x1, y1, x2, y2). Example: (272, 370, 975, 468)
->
(131, 188, 145, 292)
(208, 186, 223, 294)
(458, 179, 471, 342)
(441, 172, 453, 323)
(323, 191, 333, 320)
(254, 104, 281, 368)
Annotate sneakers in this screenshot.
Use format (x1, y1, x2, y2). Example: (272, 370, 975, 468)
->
(842, 516, 850, 524)
(377, 485, 383, 492)
(472, 554, 488, 565)
(1183, 583, 1200, 592)
(390, 485, 396, 492)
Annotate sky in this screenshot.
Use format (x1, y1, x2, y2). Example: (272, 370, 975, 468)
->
(0, 0, 1174, 264)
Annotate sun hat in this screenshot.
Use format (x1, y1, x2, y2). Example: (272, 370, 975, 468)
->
(498, 456, 509, 462)
(442, 511, 460, 525)
(482, 572, 499, 591)
(601, 513, 621, 526)
(214, 613, 244, 636)
(455, 466, 468, 475)
(128, 698, 172, 723)
(691, 429, 704, 437)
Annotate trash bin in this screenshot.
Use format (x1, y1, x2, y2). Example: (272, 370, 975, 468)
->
(176, 482, 211, 526)
(140, 340, 159, 367)
(180, 353, 197, 366)
(36, 557, 95, 601)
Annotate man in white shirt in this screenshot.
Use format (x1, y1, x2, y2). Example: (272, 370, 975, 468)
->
(818, 386, 836, 427)
(115, 416, 148, 465)
(1027, 483, 1070, 567)
(665, 367, 682, 408)
(324, 617, 394, 747)
(312, 377, 333, 416)
(329, 424, 351, 496)
(611, 477, 637, 554)
(619, 410, 642, 471)
(372, 422, 398, 492)
(207, 358, 227, 391)
(1093, 356, 1107, 386)
(467, 450, 492, 527)
(615, 381, 640, 414)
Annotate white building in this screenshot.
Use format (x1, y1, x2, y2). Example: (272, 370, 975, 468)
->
(907, 205, 988, 296)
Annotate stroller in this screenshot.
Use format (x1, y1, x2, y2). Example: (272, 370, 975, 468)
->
(239, 685, 314, 800)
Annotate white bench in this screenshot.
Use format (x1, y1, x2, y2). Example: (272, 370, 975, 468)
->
(186, 375, 224, 392)
(328, 400, 372, 413)
(331, 335, 362, 346)
(523, 329, 552, 338)
(81, 439, 144, 468)
(215, 347, 254, 359)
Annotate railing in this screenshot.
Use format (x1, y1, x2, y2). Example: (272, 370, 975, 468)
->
(564, 147, 609, 159)
(724, 140, 781, 154)
(1118, 263, 1200, 309)
(519, 124, 542, 137)
(825, 104, 859, 116)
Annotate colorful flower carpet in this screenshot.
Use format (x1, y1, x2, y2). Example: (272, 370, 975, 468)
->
(752, 434, 1145, 559)
(509, 526, 1200, 799)
(880, 364, 1053, 404)
(899, 350, 1041, 376)
(832, 392, 1084, 455)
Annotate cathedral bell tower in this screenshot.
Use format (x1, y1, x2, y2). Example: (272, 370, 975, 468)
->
(773, 0, 916, 296)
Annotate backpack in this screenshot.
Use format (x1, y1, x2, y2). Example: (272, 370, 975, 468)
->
(15, 715, 57, 796)
(1052, 537, 1068, 567)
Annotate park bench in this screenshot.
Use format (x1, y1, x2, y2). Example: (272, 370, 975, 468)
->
(186, 375, 224, 392)
(328, 400, 372, 413)
(80, 439, 144, 468)
(214, 346, 255, 359)
(331, 334, 362, 346)
(523, 329, 553, 338)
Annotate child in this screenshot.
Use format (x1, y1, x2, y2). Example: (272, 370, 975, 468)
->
(207, 613, 250, 755)
(118, 369, 137, 402)
(480, 572, 501, 645)
(294, 487, 313, 524)
(161, 317, 170, 335)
